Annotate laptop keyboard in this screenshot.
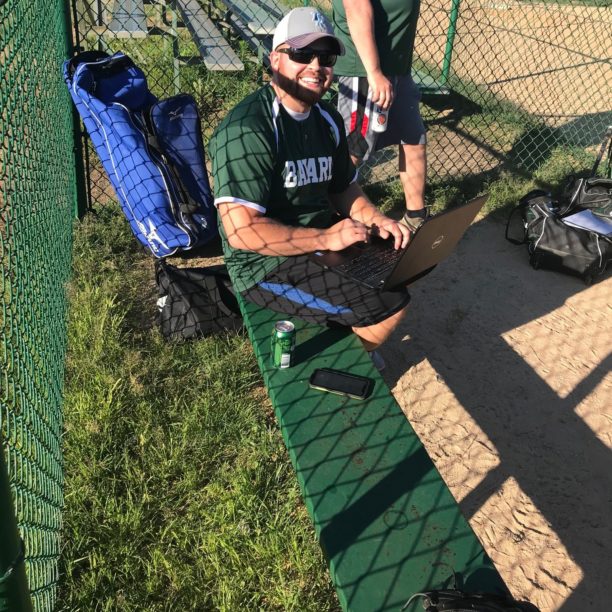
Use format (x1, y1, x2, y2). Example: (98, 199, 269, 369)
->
(337, 242, 404, 287)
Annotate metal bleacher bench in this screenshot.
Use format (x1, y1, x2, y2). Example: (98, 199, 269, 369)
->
(219, 0, 286, 36)
(108, 0, 149, 38)
(175, 0, 244, 71)
(237, 296, 509, 611)
(107, 0, 243, 71)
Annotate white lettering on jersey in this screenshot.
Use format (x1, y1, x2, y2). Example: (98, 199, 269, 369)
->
(306, 158, 317, 184)
(284, 161, 297, 188)
(297, 159, 308, 186)
(318, 156, 331, 182)
(284, 156, 332, 188)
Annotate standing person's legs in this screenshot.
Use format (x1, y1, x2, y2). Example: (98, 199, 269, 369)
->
(337, 75, 427, 221)
(399, 142, 426, 213)
(387, 75, 427, 226)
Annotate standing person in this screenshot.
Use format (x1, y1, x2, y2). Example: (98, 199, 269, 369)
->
(332, 0, 428, 232)
(209, 7, 412, 365)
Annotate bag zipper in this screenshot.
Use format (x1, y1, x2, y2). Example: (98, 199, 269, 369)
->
(143, 103, 202, 240)
(131, 107, 197, 247)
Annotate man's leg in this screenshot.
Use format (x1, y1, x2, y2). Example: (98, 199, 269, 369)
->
(351, 303, 408, 351)
(241, 255, 410, 352)
(399, 142, 427, 213)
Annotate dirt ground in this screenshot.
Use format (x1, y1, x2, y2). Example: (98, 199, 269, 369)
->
(417, 0, 612, 120)
(381, 215, 611, 612)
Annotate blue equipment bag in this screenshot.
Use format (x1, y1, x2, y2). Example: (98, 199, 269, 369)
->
(63, 50, 216, 257)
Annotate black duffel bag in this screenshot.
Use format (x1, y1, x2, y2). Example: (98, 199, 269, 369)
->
(155, 261, 243, 340)
(402, 589, 540, 612)
(560, 126, 612, 219)
(506, 190, 611, 285)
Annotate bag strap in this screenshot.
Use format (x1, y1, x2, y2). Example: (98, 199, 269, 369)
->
(403, 589, 540, 612)
(591, 125, 612, 178)
(215, 273, 242, 317)
(505, 190, 549, 245)
(505, 205, 527, 245)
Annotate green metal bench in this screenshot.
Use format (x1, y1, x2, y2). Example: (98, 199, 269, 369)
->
(238, 296, 508, 611)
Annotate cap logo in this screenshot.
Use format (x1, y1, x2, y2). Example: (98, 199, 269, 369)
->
(312, 11, 327, 32)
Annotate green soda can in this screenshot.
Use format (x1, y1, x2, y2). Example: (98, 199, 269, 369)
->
(271, 321, 296, 369)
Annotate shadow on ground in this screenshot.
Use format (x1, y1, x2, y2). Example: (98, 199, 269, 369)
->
(382, 216, 611, 610)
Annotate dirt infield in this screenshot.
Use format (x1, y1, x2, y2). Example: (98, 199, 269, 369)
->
(384, 215, 611, 612)
(417, 0, 612, 120)
(321, 0, 611, 120)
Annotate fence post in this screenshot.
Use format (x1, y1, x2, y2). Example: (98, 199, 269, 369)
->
(441, 0, 462, 87)
(63, 0, 89, 218)
(0, 444, 33, 612)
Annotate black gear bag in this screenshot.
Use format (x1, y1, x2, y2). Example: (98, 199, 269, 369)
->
(506, 128, 612, 284)
(156, 261, 242, 340)
(402, 589, 540, 612)
(505, 190, 611, 285)
(560, 126, 612, 219)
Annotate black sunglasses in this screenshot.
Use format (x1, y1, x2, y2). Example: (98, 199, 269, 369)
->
(277, 47, 337, 67)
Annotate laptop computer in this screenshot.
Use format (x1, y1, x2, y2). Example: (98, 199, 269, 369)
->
(310, 195, 488, 290)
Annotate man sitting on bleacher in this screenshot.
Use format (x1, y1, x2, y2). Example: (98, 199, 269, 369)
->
(209, 7, 411, 369)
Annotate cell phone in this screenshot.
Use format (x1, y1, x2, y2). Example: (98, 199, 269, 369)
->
(309, 368, 374, 400)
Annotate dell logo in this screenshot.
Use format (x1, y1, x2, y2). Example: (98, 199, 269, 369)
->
(432, 235, 445, 249)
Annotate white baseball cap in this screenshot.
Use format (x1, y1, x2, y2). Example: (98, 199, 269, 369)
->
(272, 7, 345, 55)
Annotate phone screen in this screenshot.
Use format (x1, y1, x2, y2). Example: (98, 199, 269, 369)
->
(309, 368, 374, 400)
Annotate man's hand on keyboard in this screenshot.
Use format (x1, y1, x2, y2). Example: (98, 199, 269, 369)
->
(323, 218, 371, 251)
(371, 218, 411, 250)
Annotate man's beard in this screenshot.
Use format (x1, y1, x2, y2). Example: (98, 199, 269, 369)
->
(274, 72, 325, 106)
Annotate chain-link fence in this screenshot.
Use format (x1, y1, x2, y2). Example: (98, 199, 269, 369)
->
(1, 0, 609, 609)
(70, 0, 611, 210)
(410, 0, 611, 182)
(0, 0, 77, 609)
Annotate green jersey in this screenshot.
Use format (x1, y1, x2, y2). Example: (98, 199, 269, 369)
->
(209, 85, 356, 293)
(332, 0, 420, 77)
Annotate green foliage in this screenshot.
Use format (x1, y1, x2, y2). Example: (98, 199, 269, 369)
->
(364, 144, 596, 222)
(57, 205, 338, 611)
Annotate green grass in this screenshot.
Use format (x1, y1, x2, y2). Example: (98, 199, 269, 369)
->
(56, 205, 339, 611)
(365, 143, 597, 220)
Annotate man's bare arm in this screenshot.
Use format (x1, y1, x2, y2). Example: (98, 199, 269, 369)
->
(342, 0, 393, 109)
(218, 203, 370, 255)
(330, 183, 410, 249)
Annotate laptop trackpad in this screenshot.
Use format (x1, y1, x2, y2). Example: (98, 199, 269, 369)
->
(310, 244, 364, 268)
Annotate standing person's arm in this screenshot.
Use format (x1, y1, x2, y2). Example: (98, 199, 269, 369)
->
(342, 0, 393, 110)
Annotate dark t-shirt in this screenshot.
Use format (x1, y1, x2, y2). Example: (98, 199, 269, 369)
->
(332, 0, 421, 77)
(209, 85, 356, 293)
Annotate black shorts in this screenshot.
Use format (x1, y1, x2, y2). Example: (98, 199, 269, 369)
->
(241, 255, 410, 328)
